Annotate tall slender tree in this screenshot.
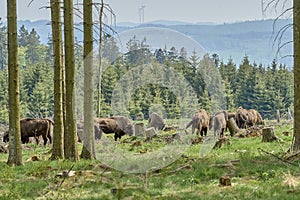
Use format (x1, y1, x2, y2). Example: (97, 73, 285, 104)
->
(7, 0, 22, 166)
(81, 0, 95, 159)
(64, 0, 78, 160)
(96, 0, 104, 118)
(50, 0, 64, 159)
(292, 0, 300, 152)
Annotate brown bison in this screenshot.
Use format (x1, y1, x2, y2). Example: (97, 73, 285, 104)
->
(148, 112, 165, 131)
(210, 110, 228, 138)
(186, 109, 210, 136)
(77, 121, 102, 142)
(246, 109, 264, 126)
(235, 107, 248, 129)
(3, 118, 53, 145)
(235, 107, 264, 128)
(95, 116, 135, 141)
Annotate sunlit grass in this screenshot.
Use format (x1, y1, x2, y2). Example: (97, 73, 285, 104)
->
(0, 122, 299, 199)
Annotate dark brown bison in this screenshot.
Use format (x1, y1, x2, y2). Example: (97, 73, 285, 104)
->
(148, 112, 165, 131)
(95, 116, 135, 141)
(235, 107, 248, 129)
(210, 110, 228, 138)
(3, 118, 53, 145)
(186, 109, 210, 136)
(77, 122, 102, 142)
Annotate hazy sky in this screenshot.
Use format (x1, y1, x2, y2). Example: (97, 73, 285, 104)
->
(0, 0, 292, 24)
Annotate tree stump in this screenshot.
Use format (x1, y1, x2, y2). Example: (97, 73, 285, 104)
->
(219, 175, 231, 187)
(134, 122, 145, 137)
(227, 118, 239, 136)
(145, 127, 157, 141)
(213, 137, 231, 149)
(262, 127, 278, 142)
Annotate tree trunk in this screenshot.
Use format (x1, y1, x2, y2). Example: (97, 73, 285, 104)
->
(80, 0, 95, 159)
(291, 0, 300, 153)
(63, 0, 78, 161)
(262, 127, 278, 142)
(50, 0, 64, 160)
(96, 0, 104, 118)
(227, 118, 239, 136)
(7, 0, 23, 166)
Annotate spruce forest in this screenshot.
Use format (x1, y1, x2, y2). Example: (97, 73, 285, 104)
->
(0, 23, 293, 124)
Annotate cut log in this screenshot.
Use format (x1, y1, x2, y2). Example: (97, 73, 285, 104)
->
(262, 127, 278, 142)
(227, 118, 239, 136)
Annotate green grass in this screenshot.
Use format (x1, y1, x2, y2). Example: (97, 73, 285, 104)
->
(0, 122, 300, 199)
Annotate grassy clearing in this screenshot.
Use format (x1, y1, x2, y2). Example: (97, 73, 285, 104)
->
(0, 122, 300, 199)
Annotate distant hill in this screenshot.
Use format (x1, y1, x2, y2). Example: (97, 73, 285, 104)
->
(16, 18, 293, 67)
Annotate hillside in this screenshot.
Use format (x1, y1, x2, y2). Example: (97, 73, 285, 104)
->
(17, 18, 293, 67)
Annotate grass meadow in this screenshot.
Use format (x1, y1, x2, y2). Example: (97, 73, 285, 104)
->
(0, 121, 299, 200)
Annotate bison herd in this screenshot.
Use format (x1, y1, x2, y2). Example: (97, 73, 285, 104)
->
(2, 107, 264, 146)
(186, 106, 264, 139)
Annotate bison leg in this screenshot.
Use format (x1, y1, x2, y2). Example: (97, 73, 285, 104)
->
(220, 128, 225, 138)
(47, 132, 52, 144)
(21, 136, 29, 144)
(199, 125, 204, 136)
(41, 133, 48, 146)
(203, 127, 208, 137)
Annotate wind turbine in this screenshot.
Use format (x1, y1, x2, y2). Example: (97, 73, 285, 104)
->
(139, 4, 146, 24)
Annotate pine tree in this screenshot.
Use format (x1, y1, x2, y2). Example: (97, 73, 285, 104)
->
(18, 25, 29, 47)
(235, 56, 252, 108)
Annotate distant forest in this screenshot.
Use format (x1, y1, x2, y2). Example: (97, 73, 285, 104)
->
(0, 23, 293, 124)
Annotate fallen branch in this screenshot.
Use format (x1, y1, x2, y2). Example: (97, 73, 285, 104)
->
(210, 160, 240, 169)
(258, 148, 298, 167)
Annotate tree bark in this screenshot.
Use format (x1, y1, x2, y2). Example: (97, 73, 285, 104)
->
(50, 0, 64, 160)
(227, 118, 239, 136)
(63, 0, 78, 161)
(262, 127, 278, 142)
(96, 0, 104, 118)
(291, 0, 300, 153)
(80, 0, 95, 159)
(7, 0, 23, 166)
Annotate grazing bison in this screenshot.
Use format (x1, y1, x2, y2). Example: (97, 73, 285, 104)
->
(148, 112, 165, 131)
(76, 122, 102, 142)
(235, 107, 264, 129)
(3, 118, 53, 145)
(186, 109, 210, 136)
(235, 107, 248, 129)
(95, 116, 135, 141)
(246, 109, 264, 127)
(210, 110, 228, 139)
